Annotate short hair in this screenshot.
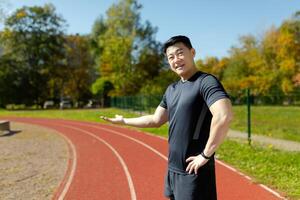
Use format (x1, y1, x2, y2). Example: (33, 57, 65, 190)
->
(163, 35, 193, 54)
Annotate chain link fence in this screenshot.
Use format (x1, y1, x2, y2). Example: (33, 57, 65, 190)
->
(110, 91, 300, 111)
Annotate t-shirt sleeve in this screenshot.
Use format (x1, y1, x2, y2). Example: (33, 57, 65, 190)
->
(159, 91, 168, 109)
(200, 75, 230, 107)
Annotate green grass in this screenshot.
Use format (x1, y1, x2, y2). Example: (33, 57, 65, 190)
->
(0, 108, 137, 122)
(217, 139, 300, 199)
(0, 107, 299, 199)
(3, 105, 299, 141)
(232, 105, 300, 142)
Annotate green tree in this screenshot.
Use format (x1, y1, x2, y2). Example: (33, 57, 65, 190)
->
(91, 77, 114, 107)
(94, 0, 163, 96)
(62, 34, 95, 104)
(0, 4, 67, 105)
(0, 55, 23, 106)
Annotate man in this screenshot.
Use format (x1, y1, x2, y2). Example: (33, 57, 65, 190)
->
(101, 35, 233, 200)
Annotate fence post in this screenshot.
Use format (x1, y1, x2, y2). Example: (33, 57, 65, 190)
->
(246, 88, 251, 145)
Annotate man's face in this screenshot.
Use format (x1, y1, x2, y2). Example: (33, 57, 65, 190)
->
(166, 42, 195, 77)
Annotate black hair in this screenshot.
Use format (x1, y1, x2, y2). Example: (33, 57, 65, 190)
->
(162, 35, 193, 54)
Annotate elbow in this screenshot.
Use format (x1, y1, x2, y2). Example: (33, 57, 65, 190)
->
(152, 120, 163, 128)
(226, 110, 234, 124)
(151, 118, 165, 128)
(217, 110, 234, 125)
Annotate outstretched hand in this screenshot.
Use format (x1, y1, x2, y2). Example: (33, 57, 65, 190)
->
(100, 114, 125, 125)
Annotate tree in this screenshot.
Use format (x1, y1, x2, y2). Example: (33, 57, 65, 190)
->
(0, 3, 67, 105)
(91, 77, 114, 107)
(0, 55, 23, 106)
(196, 56, 229, 81)
(62, 34, 95, 104)
(93, 0, 163, 96)
(90, 16, 107, 61)
(276, 12, 300, 94)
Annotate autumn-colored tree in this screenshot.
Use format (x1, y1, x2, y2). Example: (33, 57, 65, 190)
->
(196, 56, 229, 81)
(276, 12, 300, 94)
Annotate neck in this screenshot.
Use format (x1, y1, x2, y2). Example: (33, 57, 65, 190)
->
(181, 67, 198, 82)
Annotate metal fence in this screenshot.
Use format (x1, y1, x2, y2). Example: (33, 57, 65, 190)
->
(109, 90, 300, 145)
(110, 95, 163, 112)
(110, 90, 300, 112)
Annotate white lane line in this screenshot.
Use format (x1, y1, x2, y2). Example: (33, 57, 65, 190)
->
(216, 160, 286, 199)
(11, 120, 78, 200)
(60, 124, 137, 200)
(63, 120, 286, 200)
(57, 133, 77, 200)
(65, 121, 168, 161)
(259, 184, 286, 199)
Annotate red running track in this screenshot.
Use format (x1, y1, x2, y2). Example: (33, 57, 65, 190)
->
(3, 117, 286, 200)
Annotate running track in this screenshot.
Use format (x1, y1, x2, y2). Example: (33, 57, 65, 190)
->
(3, 117, 286, 200)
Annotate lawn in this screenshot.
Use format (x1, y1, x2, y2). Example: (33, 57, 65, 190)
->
(0, 107, 299, 199)
(232, 105, 300, 142)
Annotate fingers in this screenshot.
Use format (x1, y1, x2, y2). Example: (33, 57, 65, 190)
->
(100, 116, 115, 124)
(100, 115, 124, 124)
(186, 156, 196, 174)
(186, 156, 195, 162)
(185, 155, 208, 174)
(100, 116, 110, 121)
(186, 161, 201, 174)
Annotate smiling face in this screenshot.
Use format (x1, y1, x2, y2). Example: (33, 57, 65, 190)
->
(166, 42, 197, 80)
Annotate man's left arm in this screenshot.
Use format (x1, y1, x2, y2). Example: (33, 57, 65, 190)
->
(203, 98, 233, 157)
(186, 98, 233, 174)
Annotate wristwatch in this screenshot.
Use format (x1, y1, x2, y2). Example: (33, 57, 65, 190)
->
(200, 151, 213, 159)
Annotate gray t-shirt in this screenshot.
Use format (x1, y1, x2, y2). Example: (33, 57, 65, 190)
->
(160, 71, 229, 173)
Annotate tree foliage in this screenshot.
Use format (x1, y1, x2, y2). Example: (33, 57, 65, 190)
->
(196, 11, 300, 101)
(92, 0, 164, 96)
(0, 4, 67, 105)
(61, 34, 95, 102)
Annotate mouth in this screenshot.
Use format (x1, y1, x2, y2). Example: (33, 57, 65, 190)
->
(175, 64, 184, 70)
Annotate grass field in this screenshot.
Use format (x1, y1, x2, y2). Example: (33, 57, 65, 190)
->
(0, 107, 299, 199)
(232, 105, 300, 142)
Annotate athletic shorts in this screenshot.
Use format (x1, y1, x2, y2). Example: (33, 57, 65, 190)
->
(164, 160, 217, 200)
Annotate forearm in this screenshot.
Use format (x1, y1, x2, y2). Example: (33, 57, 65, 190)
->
(203, 114, 232, 157)
(123, 115, 160, 128)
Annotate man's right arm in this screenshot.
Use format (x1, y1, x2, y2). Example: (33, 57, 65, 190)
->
(100, 106, 168, 128)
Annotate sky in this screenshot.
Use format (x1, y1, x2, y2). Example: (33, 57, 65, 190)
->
(1, 0, 300, 60)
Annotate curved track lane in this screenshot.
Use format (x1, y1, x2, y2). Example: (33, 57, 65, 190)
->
(2, 117, 286, 200)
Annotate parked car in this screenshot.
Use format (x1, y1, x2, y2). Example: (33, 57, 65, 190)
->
(59, 100, 72, 109)
(85, 99, 101, 108)
(43, 100, 55, 109)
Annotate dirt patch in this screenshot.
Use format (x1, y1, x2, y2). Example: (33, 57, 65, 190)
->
(0, 122, 69, 200)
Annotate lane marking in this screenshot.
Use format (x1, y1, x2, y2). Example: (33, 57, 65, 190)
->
(4, 119, 77, 200)
(259, 184, 286, 199)
(57, 134, 77, 200)
(13, 118, 286, 200)
(65, 121, 168, 161)
(216, 157, 286, 199)
(59, 124, 137, 200)
(65, 121, 286, 200)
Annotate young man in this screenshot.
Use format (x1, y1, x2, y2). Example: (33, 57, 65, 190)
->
(101, 35, 233, 200)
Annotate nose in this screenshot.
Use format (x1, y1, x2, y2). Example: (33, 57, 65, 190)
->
(174, 55, 181, 63)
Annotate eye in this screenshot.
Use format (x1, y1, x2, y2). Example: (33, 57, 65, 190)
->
(168, 56, 174, 61)
(178, 51, 184, 56)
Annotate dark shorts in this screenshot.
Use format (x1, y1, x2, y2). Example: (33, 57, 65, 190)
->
(164, 160, 217, 200)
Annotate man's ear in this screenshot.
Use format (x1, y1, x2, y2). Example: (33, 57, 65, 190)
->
(191, 48, 196, 58)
